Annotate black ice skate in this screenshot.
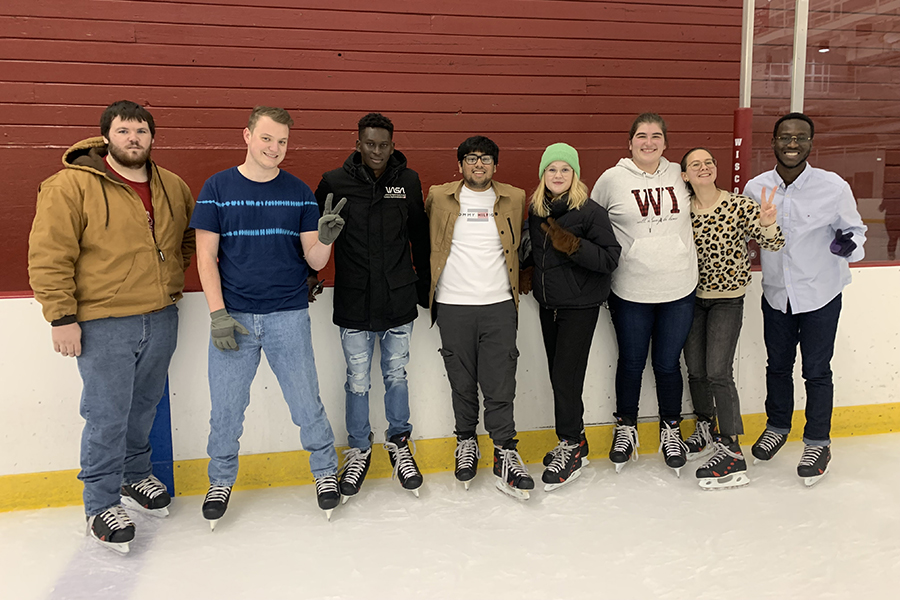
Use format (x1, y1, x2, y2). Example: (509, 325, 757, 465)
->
(797, 444, 831, 487)
(87, 505, 135, 554)
(609, 415, 639, 473)
(493, 441, 534, 500)
(315, 474, 341, 521)
(696, 436, 750, 490)
(120, 474, 171, 517)
(384, 432, 423, 497)
(659, 418, 688, 477)
(202, 485, 232, 531)
(542, 438, 588, 492)
(454, 434, 480, 490)
(338, 446, 372, 504)
(685, 415, 716, 461)
(751, 429, 788, 464)
(544, 430, 589, 467)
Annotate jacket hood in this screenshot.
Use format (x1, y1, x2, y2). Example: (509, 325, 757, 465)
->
(343, 149, 409, 183)
(615, 156, 676, 178)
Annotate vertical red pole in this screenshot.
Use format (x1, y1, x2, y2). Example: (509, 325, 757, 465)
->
(732, 107, 753, 194)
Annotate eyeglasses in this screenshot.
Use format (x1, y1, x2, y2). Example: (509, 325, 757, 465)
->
(462, 154, 494, 165)
(775, 135, 811, 144)
(687, 159, 716, 171)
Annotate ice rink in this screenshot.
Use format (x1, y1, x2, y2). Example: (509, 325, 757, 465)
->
(2, 434, 899, 600)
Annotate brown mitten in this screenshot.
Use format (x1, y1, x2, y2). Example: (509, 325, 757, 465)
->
(541, 217, 580, 255)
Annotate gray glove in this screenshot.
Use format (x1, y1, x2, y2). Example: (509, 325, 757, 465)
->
(318, 193, 347, 245)
(210, 309, 249, 351)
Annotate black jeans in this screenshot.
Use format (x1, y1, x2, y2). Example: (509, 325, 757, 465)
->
(436, 300, 519, 445)
(539, 305, 602, 442)
(762, 293, 842, 444)
(682, 296, 745, 436)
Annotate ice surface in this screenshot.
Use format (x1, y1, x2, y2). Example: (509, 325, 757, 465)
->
(2, 434, 899, 600)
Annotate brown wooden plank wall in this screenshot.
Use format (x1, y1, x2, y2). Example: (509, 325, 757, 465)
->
(0, 0, 743, 292)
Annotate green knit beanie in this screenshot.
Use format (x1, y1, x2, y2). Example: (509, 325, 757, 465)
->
(539, 143, 580, 179)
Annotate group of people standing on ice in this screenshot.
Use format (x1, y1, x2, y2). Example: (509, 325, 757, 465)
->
(28, 101, 866, 555)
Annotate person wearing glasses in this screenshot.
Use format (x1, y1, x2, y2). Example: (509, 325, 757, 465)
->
(425, 136, 535, 500)
(589, 113, 698, 477)
(679, 147, 784, 490)
(527, 144, 620, 491)
(743, 112, 866, 487)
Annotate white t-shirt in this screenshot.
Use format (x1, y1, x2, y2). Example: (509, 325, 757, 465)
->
(435, 185, 512, 305)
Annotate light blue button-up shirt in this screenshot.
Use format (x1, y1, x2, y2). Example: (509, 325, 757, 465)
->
(744, 164, 866, 315)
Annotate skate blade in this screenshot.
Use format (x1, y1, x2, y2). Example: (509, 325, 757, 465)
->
(120, 495, 169, 518)
(687, 448, 712, 462)
(409, 488, 420, 498)
(208, 519, 219, 532)
(463, 481, 470, 491)
(89, 534, 131, 554)
(614, 462, 627, 473)
(543, 468, 582, 492)
(803, 467, 829, 487)
(324, 508, 334, 521)
(341, 495, 351, 505)
(669, 465, 683, 478)
(494, 478, 530, 501)
(699, 473, 750, 491)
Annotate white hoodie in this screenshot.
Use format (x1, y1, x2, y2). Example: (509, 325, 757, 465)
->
(590, 157, 698, 303)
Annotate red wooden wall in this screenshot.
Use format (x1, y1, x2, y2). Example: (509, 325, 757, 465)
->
(0, 0, 743, 293)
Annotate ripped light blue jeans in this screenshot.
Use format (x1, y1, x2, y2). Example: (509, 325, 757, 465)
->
(340, 322, 414, 450)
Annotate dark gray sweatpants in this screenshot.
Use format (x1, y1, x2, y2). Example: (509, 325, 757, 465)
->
(435, 300, 519, 445)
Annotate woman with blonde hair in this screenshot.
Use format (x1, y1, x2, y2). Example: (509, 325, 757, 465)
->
(527, 143, 620, 490)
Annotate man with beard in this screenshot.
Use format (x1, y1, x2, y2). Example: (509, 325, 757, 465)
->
(425, 135, 534, 500)
(744, 112, 866, 487)
(28, 100, 196, 554)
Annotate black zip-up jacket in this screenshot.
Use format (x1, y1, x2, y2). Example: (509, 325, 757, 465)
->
(527, 194, 621, 309)
(314, 150, 431, 331)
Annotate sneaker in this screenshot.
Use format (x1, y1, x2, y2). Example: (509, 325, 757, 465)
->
(384, 432, 423, 495)
(454, 435, 480, 488)
(685, 416, 716, 460)
(315, 474, 341, 520)
(696, 436, 749, 490)
(542, 438, 587, 491)
(751, 429, 788, 463)
(493, 440, 534, 500)
(544, 430, 589, 467)
(609, 414, 639, 472)
(338, 447, 372, 501)
(121, 474, 171, 517)
(87, 505, 135, 553)
(797, 444, 831, 487)
(659, 418, 688, 475)
(202, 485, 232, 530)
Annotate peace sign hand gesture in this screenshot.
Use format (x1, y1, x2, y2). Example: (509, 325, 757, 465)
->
(318, 193, 348, 245)
(759, 186, 777, 227)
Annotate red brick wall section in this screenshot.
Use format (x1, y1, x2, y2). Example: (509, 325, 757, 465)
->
(0, 0, 743, 293)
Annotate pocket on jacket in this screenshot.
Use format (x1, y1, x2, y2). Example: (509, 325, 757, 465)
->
(387, 269, 418, 318)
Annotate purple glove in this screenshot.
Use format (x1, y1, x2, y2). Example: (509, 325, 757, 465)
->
(829, 229, 856, 258)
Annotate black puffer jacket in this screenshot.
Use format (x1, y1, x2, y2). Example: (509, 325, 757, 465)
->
(315, 150, 430, 331)
(528, 194, 621, 309)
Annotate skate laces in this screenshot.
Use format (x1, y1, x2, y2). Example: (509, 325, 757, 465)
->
(315, 475, 339, 494)
(659, 422, 688, 458)
(385, 439, 419, 481)
(546, 440, 578, 474)
(756, 430, 785, 453)
(99, 505, 134, 530)
(205, 485, 231, 503)
(128, 475, 167, 499)
(612, 424, 640, 461)
(685, 420, 714, 450)
(798, 445, 825, 467)
(699, 441, 743, 469)
(454, 437, 480, 470)
(497, 448, 529, 481)
(339, 447, 371, 484)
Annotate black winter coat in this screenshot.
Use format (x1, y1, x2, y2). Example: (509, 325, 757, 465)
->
(315, 150, 431, 331)
(528, 195, 621, 309)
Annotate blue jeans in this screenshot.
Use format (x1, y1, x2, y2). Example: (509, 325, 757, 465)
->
(608, 291, 696, 420)
(340, 322, 414, 450)
(762, 294, 841, 445)
(682, 296, 745, 436)
(206, 309, 337, 485)
(76, 305, 178, 516)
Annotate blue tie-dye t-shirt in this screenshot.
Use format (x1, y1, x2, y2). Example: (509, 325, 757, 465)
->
(191, 167, 319, 314)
